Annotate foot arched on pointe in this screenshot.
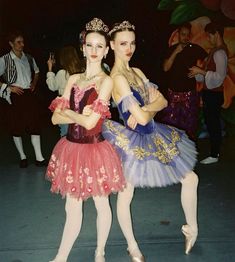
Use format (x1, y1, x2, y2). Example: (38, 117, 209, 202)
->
(181, 224, 198, 254)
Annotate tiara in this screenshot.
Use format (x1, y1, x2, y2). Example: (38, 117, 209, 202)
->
(85, 18, 109, 33)
(108, 21, 135, 36)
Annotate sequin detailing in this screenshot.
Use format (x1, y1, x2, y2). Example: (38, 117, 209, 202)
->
(105, 120, 180, 163)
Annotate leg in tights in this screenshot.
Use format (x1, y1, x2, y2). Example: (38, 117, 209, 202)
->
(52, 194, 83, 262)
(181, 171, 199, 233)
(93, 196, 112, 256)
(31, 135, 44, 161)
(117, 182, 142, 256)
(13, 136, 26, 160)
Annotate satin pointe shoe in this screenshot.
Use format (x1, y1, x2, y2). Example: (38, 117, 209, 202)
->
(94, 250, 105, 262)
(127, 247, 145, 262)
(181, 224, 198, 255)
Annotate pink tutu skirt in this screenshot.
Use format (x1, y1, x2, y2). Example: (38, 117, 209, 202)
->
(46, 137, 126, 200)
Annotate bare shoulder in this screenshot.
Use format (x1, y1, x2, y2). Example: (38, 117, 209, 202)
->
(111, 73, 127, 84)
(102, 74, 113, 84)
(132, 67, 147, 79)
(68, 73, 80, 83)
(99, 74, 113, 93)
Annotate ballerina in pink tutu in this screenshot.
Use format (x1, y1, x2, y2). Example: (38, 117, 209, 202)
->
(46, 18, 125, 262)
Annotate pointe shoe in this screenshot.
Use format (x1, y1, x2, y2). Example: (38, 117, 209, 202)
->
(181, 224, 198, 255)
(95, 250, 105, 262)
(127, 247, 145, 262)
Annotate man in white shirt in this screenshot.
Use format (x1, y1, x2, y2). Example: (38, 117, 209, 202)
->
(189, 22, 228, 164)
(0, 31, 47, 168)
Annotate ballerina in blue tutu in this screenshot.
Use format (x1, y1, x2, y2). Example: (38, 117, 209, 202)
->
(102, 21, 199, 261)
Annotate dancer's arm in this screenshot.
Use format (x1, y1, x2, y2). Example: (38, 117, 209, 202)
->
(133, 68, 168, 113)
(61, 76, 113, 130)
(51, 74, 78, 125)
(163, 44, 183, 72)
(113, 74, 156, 126)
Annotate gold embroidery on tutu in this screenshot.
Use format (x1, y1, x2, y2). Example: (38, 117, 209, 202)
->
(153, 129, 180, 163)
(105, 121, 180, 163)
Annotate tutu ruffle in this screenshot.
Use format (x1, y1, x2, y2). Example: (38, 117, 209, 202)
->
(46, 137, 125, 200)
(102, 119, 197, 188)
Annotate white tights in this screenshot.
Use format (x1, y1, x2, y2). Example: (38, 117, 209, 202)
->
(52, 194, 112, 262)
(117, 182, 139, 253)
(117, 171, 198, 250)
(181, 171, 199, 232)
(13, 135, 44, 161)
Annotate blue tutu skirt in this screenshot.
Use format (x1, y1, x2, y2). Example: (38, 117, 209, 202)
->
(102, 119, 197, 188)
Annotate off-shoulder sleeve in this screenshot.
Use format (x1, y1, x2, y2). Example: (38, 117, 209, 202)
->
(91, 98, 111, 119)
(144, 79, 159, 89)
(48, 96, 70, 112)
(119, 93, 140, 113)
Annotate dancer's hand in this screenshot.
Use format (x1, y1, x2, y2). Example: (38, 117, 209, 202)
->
(10, 86, 24, 95)
(188, 66, 206, 78)
(149, 86, 160, 103)
(127, 114, 138, 129)
(29, 84, 36, 92)
(82, 105, 92, 116)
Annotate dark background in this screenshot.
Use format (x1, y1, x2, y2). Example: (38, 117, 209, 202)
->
(0, 0, 174, 84)
(1, 0, 235, 99)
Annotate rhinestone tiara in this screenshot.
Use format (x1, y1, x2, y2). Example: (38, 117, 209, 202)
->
(108, 21, 135, 36)
(85, 18, 109, 33)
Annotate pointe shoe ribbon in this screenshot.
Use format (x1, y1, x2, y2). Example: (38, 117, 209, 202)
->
(181, 224, 198, 255)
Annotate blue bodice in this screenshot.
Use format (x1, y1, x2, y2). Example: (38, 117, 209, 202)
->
(117, 87, 155, 135)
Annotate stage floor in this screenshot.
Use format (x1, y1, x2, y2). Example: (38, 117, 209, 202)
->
(0, 125, 234, 262)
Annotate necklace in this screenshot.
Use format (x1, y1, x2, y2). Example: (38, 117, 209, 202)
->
(80, 71, 103, 81)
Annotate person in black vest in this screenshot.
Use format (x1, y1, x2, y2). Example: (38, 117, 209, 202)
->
(0, 30, 47, 168)
(189, 22, 228, 164)
(161, 23, 207, 141)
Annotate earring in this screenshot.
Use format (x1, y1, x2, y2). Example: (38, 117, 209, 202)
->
(83, 52, 86, 58)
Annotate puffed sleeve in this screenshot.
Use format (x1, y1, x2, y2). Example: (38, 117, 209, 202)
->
(48, 97, 70, 112)
(144, 79, 159, 90)
(205, 50, 228, 89)
(119, 93, 140, 113)
(91, 98, 111, 119)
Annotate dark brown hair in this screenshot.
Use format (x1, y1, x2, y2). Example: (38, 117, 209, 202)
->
(7, 30, 24, 43)
(59, 45, 84, 75)
(178, 22, 192, 32)
(205, 22, 224, 38)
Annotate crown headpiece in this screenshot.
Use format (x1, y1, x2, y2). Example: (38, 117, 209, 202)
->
(85, 18, 109, 33)
(108, 21, 135, 36)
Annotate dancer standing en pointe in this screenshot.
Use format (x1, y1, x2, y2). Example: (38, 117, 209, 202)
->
(102, 21, 199, 261)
